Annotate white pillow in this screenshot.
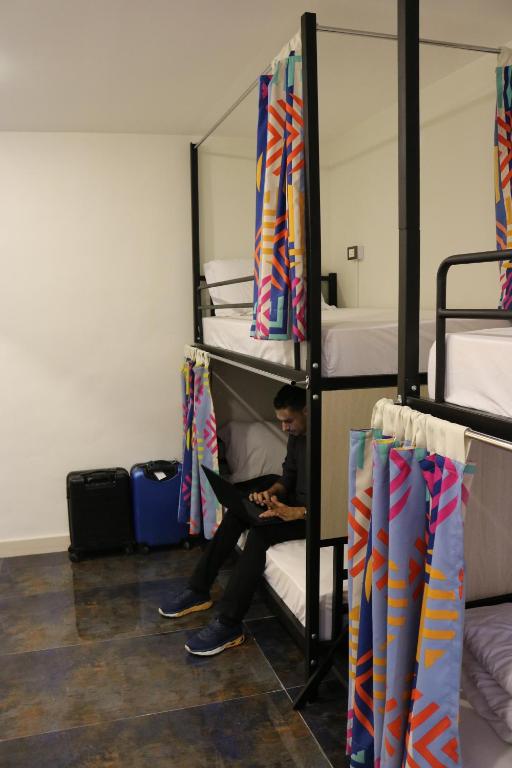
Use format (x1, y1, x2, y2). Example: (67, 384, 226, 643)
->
(203, 259, 336, 316)
(203, 259, 254, 317)
(217, 421, 287, 483)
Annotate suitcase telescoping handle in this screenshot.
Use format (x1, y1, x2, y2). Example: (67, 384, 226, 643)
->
(143, 460, 179, 481)
(85, 470, 117, 486)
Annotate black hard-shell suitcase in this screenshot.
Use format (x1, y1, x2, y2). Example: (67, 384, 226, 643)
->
(66, 468, 135, 562)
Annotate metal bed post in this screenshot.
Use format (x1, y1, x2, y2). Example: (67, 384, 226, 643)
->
(397, 0, 420, 404)
(301, 10, 322, 691)
(190, 143, 203, 344)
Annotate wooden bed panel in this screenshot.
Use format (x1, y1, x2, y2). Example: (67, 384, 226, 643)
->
(464, 439, 512, 602)
(320, 387, 396, 540)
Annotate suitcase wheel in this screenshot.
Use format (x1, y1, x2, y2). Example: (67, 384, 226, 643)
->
(68, 549, 81, 563)
(124, 544, 135, 556)
(138, 543, 150, 555)
(182, 539, 191, 551)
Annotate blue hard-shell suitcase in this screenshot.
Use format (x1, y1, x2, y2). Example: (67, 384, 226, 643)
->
(131, 460, 188, 551)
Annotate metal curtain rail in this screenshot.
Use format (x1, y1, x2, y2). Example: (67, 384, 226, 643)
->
(317, 24, 501, 55)
(202, 350, 307, 386)
(467, 429, 512, 454)
(194, 23, 500, 150)
(195, 67, 270, 149)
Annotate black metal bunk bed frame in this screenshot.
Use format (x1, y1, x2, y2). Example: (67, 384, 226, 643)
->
(189, 11, 411, 708)
(395, 3, 512, 442)
(396, 2, 512, 629)
(190, 0, 512, 712)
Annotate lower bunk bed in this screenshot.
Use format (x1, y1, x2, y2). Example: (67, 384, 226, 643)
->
(217, 411, 347, 645)
(460, 603, 512, 767)
(459, 695, 512, 768)
(240, 536, 347, 643)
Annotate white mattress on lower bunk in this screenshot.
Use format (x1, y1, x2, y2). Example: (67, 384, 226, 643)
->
(428, 326, 512, 417)
(460, 697, 512, 768)
(263, 539, 347, 642)
(204, 309, 509, 377)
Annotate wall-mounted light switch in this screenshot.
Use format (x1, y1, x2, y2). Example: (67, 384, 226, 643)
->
(347, 245, 359, 260)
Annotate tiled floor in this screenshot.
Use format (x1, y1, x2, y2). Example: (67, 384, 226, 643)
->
(0, 545, 348, 767)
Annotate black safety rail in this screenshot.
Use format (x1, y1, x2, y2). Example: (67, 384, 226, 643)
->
(406, 250, 512, 442)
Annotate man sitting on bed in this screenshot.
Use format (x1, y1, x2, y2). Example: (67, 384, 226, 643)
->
(159, 384, 307, 656)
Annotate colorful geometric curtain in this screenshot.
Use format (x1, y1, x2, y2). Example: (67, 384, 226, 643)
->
(177, 350, 222, 539)
(495, 48, 512, 309)
(252, 33, 306, 341)
(347, 400, 474, 768)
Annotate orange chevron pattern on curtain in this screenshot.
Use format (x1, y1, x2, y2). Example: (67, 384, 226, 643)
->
(251, 34, 306, 341)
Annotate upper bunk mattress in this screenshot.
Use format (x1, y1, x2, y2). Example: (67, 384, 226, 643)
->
(203, 308, 509, 377)
(428, 326, 512, 417)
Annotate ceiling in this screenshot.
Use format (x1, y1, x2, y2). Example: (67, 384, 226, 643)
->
(1, 0, 512, 138)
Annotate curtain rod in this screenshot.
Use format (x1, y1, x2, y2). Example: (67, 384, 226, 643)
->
(195, 69, 269, 149)
(466, 429, 512, 454)
(204, 350, 307, 387)
(317, 24, 500, 55)
(194, 24, 500, 149)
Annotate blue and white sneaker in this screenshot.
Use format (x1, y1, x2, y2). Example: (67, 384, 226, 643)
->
(158, 588, 212, 618)
(185, 618, 245, 656)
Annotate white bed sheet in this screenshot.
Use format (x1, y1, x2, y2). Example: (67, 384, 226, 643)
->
(263, 539, 346, 642)
(238, 535, 346, 641)
(204, 309, 509, 377)
(428, 326, 512, 417)
(460, 697, 512, 768)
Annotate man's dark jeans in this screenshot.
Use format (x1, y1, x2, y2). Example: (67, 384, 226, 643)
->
(188, 475, 306, 625)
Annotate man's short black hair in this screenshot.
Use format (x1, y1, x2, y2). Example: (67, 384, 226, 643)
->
(273, 384, 306, 411)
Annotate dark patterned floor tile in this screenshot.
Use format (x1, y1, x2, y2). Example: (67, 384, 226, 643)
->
(0, 691, 331, 767)
(0, 629, 280, 741)
(245, 616, 310, 689)
(0, 546, 206, 599)
(289, 678, 348, 768)
(0, 577, 230, 655)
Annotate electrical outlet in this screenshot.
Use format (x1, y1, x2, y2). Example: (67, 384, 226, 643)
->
(347, 245, 359, 260)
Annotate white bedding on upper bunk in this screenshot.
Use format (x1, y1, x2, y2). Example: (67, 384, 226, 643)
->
(428, 326, 512, 416)
(204, 308, 509, 377)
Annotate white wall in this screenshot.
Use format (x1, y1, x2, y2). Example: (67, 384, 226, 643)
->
(0, 133, 193, 552)
(198, 137, 255, 266)
(323, 50, 500, 309)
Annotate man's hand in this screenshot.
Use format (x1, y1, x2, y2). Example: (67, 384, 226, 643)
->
(258, 496, 306, 522)
(249, 489, 274, 507)
(249, 482, 285, 507)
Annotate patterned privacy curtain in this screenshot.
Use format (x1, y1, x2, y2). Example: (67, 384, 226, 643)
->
(495, 48, 512, 309)
(347, 400, 474, 768)
(177, 348, 222, 539)
(252, 32, 306, 342)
